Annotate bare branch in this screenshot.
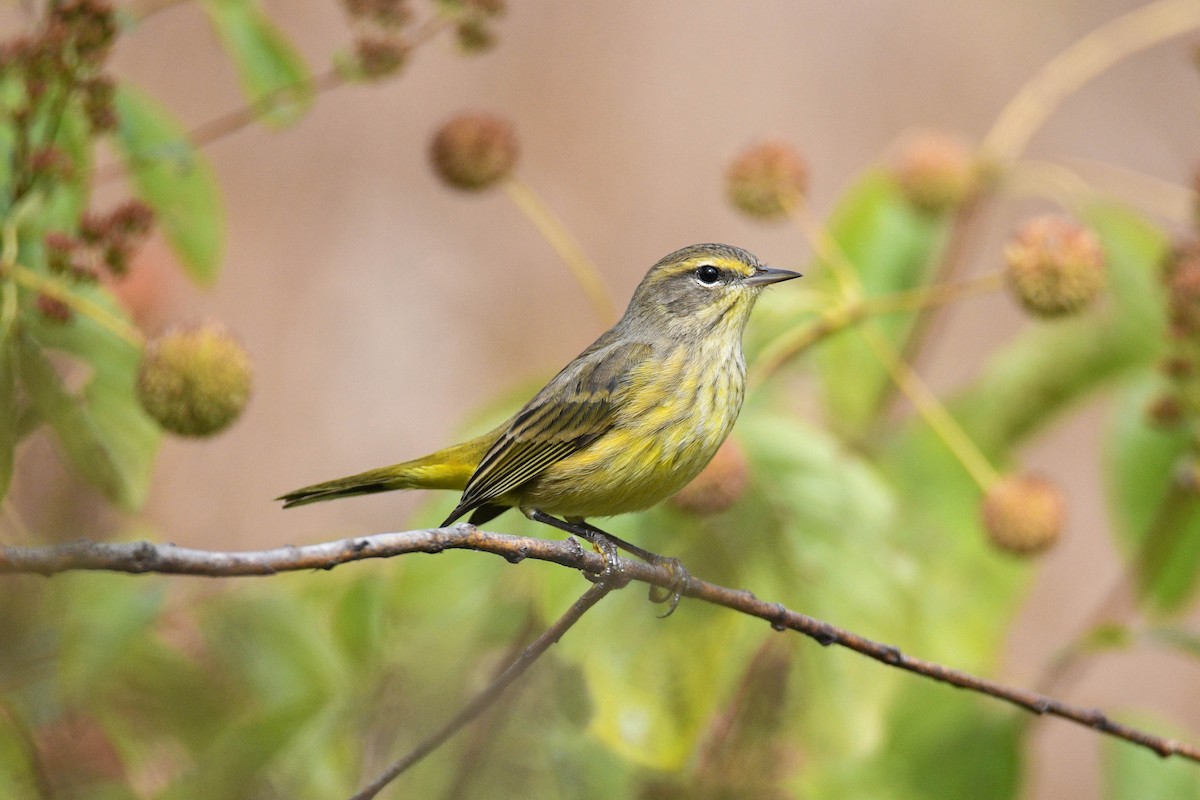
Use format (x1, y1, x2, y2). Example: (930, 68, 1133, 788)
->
(2, 528, 1197, 766)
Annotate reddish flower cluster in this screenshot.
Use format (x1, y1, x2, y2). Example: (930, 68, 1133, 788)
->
(339, 0, 505, 78)
(41, 200, 155, 317)
(1148, 242, 1200, 429)
(341, 0, 411, 80)
(3, 1, 116, 104)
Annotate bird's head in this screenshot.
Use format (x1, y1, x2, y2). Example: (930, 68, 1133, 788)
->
(622, 243, 801, 339)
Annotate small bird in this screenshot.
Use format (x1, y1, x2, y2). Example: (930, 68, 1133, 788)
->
(280, 244, 800, 605)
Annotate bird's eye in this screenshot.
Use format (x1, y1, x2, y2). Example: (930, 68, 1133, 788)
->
(695, 264, 721, 285)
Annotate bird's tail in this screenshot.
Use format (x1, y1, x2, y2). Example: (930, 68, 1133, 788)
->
(277, 430, 497, 509)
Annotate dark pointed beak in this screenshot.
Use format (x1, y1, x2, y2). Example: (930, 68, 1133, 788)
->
(744, 266, 803, 286)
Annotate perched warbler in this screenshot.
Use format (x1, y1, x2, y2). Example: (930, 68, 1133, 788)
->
(280, 244, 800, 602)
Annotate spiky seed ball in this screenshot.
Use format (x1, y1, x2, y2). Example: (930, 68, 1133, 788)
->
(892, 132, 977, 214)
(1004, 216, 1106, 317)
(430, 112, 519, 191)
(136, 322, 252, 437)
(981, 474, 1065, 556)
(725, 140, 808, 221)
(670, 439, 751, 516)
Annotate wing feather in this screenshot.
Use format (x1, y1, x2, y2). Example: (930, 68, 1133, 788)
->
(442, 339, 652, 524)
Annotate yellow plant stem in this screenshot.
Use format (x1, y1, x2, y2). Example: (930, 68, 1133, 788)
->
(8, 264, 143, 348)
(751, 272, 1003, 388)
(0, 282, 15, 339)
(791, 202, 1000, 491)
(503, 176, 618, 325)
(858, 324, 1000, 490)
(790, 198, 863, 301)
(984, 0, 1200, 163)
(3, 210, 141, 347)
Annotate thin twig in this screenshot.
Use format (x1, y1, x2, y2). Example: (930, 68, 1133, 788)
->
(438, 611, 539, 800)
(2, 528, 1198, 765)
(791, 201, 1000, 489)
(93, 68, 342, 185)
(982, 0, 1200, 163)
(349, 580, 618, 800)
(96, 13, 454, 184)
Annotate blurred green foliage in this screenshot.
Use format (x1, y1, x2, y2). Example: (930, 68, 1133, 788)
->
(1, 2, 1199, 799)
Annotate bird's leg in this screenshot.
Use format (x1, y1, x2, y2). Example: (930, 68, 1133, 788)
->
(575, 519, 689, 617)
(524, 510, 688, 615)
(523, 509, 627, 588)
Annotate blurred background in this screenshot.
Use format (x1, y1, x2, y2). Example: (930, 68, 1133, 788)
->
(7, 1, 1200, 797)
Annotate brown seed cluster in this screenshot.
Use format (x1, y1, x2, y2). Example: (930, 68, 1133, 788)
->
(980, 473, 1065, 556)
(670, 439, 751, 516)
(50, 199, 155, 276)
(1003, 216, 1106, 317)
(725, 140, 808, 221)
(37, 201, 155, 323)
(1146, 242, 1200, 429)
(891, 132, 978, 214)
(342, 0, 412, 29)
(430, 112, 519, 190)
(340, 0, 504, 80)
(1, 0, 118, 149)
(341, 0, 411, 80)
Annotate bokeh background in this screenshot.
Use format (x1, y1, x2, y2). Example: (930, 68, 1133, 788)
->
(9, 1, 1200, 797)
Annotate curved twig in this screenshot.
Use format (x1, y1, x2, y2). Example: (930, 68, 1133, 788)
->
(350, 580, 617, 800)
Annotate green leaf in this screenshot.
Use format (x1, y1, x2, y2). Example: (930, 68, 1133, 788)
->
(202, 0, 314, 127)
(1106, 376, 1200, 613)
(874, 683, 1022, 800)
(16, 334, 125, 500)
(814, 171, 947, 437)
(569, 588, 753, 770)
(956, 205, 1167, 456)
(57, 576, 166, 696)
(1105, 715, 1200, 800)
(26, 283, 162, 510)
(113, 84, 225, 285)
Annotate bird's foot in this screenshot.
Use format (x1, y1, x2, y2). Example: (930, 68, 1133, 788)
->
(648, 555, 690, 617)
(584, 532, 630, 590)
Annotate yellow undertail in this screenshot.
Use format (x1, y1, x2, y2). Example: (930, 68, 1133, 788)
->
(277, 429, 499, 508)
